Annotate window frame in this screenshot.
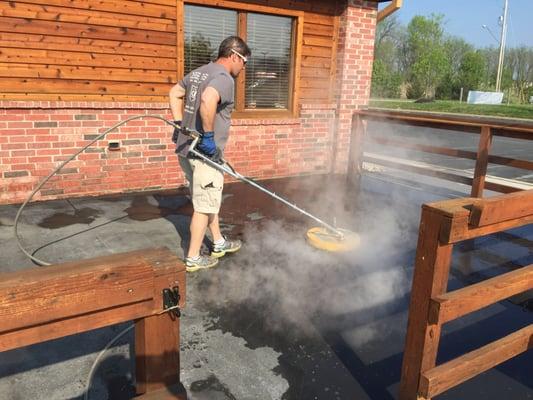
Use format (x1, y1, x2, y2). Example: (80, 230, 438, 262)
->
(179, 0, 303, 119)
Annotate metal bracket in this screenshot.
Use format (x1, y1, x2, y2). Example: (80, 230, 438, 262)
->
(162, 286, 181, 317)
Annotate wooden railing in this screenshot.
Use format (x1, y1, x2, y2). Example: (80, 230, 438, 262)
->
(399, 190, 533, 400)
(0, 247, 186, 399)
(349, 110, 533, 197)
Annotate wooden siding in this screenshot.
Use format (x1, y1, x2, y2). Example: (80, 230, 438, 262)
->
(300, 11, 338, 103)
(0, 0, 340, 104)
(0, 0, 177, 102)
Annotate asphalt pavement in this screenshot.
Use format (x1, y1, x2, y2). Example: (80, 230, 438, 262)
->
(0, 169, 531, 399)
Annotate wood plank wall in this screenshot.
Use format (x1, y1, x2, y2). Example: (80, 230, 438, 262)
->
(0, 0, 339, 104)
(300, 9, 338, 103)
(0, 0, 177, 102)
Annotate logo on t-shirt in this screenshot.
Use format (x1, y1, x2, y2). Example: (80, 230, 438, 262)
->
(185, 72, 209, 115)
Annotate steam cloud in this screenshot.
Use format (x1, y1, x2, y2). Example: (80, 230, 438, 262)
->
(195, 174, 417, 345)
(192, 119, 461, 345)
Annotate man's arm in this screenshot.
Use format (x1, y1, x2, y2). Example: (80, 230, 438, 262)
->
(169, 83, 186, 121)
(199, 86, 220, 132)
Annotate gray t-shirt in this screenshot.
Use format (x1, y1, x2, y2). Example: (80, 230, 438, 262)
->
(175, 62, 234, 156)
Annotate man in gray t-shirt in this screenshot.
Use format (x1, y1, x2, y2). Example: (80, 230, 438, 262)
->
(169, 36, 251, 272)
(174, 61, 234, 157)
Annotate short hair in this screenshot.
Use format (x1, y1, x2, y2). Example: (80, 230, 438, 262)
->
(217, 36, 251, 59)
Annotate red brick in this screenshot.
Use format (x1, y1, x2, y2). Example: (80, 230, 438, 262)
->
(28, 142, 52, 149)
(3, 143, 27, 150)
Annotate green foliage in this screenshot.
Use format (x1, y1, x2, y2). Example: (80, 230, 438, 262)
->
(436, 46, 484, 100)
(507, 46, 533, 103)
(371, 59, 401, 98)
(435, 72, 457, 100)
(457, 51, 486, 93)
(443, 37, 474, 76)
(405, 15, 448, 99)
(526, 86, 533, 103)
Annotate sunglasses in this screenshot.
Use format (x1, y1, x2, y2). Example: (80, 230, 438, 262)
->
(231, 48, 248, 65)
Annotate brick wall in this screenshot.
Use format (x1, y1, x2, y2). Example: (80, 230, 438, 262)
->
(333, 0, 378, 172)
(0, 0, 377, 205)
(0, 102, 337, 204)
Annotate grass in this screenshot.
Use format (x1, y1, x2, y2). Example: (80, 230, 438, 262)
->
(368, 99, 533, 120)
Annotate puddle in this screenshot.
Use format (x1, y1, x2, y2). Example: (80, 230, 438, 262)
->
(124, 195, 192, 221)
(190, 374, 237, 399)
(37, 207, 102, 229)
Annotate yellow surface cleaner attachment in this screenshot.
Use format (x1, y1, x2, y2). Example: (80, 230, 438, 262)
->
(306, 227, 361, 252)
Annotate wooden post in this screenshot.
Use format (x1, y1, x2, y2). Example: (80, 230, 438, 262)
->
(470, 125, 493, 198)
(135, 251, 186, 398)
(135, 312, 181, 395)
(399, 207, 454, 400)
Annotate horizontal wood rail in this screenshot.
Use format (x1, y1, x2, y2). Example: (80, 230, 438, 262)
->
(469, 189, 533, 226)
(349, 110, 533, 198)
(399, 190, 533, 400)
(0, 247, 186, 399)
(429, 264, 533, 325)
(368, 135, 533, 171)
(419, 325, 533, 398)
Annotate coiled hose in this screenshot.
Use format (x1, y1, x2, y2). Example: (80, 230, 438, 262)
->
(14, 114, 177, 266)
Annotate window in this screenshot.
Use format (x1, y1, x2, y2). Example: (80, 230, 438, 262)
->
(184, 6, 237, 74)
(183, 2, 302, 117)
(245, 13, 292, 110)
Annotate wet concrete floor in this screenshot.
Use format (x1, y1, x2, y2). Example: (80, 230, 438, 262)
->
(0, 172, 531, 399)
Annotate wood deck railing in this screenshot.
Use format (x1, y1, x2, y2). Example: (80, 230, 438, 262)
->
(398, 190, 533, 400)
(348, 110, 533, 197)
(0, 247, 186, 399)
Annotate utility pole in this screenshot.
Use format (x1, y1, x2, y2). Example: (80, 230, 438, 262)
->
(495, 0, 509, 92)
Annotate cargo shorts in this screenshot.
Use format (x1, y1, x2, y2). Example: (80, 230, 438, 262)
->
(179, 156, 224, 214)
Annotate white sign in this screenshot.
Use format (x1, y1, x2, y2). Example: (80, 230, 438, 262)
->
(467, 91, 504, 105)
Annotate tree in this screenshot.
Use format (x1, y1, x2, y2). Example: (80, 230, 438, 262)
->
(506, 46, 533, 103)
(405, 14, 449, 99)
(477, 47, 499, 90)
(374, 16, 404, 75)
(375, 14, 401, 50)
(371, 14, 533, 102)
(373, 15, 406, 98)
(371, 59, 401, 98)
(445, 37, 474, 77)
(436, 37, 474, 99)
(457, 50, 486, 94)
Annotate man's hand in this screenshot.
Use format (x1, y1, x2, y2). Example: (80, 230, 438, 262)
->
(196, 132, 223, 164)
(197, 131, 217, 155)
(171, 120, 181, 143)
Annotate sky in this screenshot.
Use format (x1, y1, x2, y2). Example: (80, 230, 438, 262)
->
(381, 0, 533, 48)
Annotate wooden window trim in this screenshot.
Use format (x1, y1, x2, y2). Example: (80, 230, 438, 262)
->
(177, 0, 185, 80)
(185, 0, 303, 18)
(183, 0, 303, 119)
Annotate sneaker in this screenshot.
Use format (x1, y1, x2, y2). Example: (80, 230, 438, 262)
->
(185, 255, 219, 272)
(211, 236, 242, 258)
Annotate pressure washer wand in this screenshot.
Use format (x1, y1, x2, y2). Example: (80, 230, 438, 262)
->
(183, 128, 345, 240)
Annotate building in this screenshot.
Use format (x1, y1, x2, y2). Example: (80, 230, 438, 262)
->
(0, 0, 395, 204)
